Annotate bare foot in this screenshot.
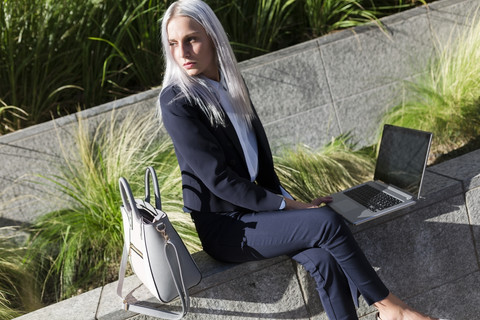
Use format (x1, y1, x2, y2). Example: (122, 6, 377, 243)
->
(375, 293, 438, 320)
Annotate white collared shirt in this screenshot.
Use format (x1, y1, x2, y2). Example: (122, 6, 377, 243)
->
(205, 74, 259, 182)
(205, 74, 291, 209)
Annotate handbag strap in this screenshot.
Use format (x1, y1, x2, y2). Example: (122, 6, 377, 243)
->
(117, 224, 191, 320)
(145, 166, 162, 210)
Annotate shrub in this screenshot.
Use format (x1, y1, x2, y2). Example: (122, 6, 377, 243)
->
(25, 109, 200, 301)
(382, 11, 480, 158)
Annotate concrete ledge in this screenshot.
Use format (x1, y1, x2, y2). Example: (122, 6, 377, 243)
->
(15, 149, 480, 319)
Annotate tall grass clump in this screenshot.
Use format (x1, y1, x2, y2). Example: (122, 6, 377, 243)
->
(0, 228, 42, 319)
(382, 12, 480, 157)
(25, 109, 199, 302)
(0, 0, 165, 133)
(275, 136, 375, 203)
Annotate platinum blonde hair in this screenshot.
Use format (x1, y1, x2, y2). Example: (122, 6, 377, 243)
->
(160, 0, 254, 127)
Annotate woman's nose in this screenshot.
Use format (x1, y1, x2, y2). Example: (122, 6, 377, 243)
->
(180, 43, 191, 58)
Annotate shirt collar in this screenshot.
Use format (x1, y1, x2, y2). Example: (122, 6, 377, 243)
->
(205, 70, 227, 91)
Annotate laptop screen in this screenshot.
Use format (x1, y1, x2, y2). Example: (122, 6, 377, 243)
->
(374, 124, 432, 197)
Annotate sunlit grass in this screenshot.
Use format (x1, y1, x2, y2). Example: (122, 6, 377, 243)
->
(0, 100, 28, 135)
(0, 227, 42, 319)
(24, 109, 199, 302)
(275, 136, 375, 203)
(382, 11, 480, 157)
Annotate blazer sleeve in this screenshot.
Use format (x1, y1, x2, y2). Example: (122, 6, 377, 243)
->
(160, 86, 284, 213)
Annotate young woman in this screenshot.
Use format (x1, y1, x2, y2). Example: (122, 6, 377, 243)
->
(158, 1, 441, 319)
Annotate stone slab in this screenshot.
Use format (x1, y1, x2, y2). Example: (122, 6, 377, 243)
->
(465, 185, 480, 265)
(406, 271, 480, 319)
(264, 103, 341, 152)
(354, 194, 478, 299)
(128, 259, 309, 320)
(242, 41, 330, 125)
(14, 286, 102, 320)
(96, 252, 291, 319)
(333, 82, 404, 147)
(428, 148, 480, 190)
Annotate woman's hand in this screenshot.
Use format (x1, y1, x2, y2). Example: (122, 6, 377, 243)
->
(284, 196, 333, 210)
(311, 196, 333, 207)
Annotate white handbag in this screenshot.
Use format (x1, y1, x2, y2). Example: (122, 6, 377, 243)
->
(117, 167, 201, 319)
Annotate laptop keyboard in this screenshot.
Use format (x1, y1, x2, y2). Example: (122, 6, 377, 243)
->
(344, 184, 402, 212)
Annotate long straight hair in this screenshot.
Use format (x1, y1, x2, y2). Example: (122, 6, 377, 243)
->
(159, 0, 254, 127)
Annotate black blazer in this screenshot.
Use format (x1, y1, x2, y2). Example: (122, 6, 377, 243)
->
(160, 84, 284, 214)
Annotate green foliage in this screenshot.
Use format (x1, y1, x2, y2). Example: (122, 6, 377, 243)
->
(382, 12, 480, 156)
(0, 100, 27, 134)
(275, 136, 375, 203)
(0, 228, 42, 319)
(0, 0, 425, 133)
(25, 109, 200, 301)
(0, 0, 165, 133)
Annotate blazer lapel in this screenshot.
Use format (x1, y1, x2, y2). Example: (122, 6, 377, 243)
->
(223, 116, 248, 167)
(251, 112, 273, 165)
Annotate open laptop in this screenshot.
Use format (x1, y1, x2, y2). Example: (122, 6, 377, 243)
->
(327, 124, 432, 225)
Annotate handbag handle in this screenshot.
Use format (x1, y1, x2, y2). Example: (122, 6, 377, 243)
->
(144, 166, 162, 210)
(119, 177, 140, 229)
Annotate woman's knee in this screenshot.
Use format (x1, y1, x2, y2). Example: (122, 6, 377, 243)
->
(292, 248, 335, 272)
(293, 248, 342, 287)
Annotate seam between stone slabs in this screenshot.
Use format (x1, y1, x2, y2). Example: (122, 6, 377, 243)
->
(94, 286, 105, 320)
(317, 42, 342, 134)
(464, 188, 480, 269)
(425, 170, 467, 193)
(406, 270, 480, 302)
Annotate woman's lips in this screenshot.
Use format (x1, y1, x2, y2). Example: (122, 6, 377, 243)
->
(183, 62, 195, 69)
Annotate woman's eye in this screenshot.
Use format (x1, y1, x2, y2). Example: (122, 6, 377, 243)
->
(169, 42, 177, 47)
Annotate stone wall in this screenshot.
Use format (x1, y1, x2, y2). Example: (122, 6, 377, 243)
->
(2, 0, 478, 225)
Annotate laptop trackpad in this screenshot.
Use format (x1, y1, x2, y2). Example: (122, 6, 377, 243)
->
(334, 199, 358, 212)
(329, 198, 369, 223)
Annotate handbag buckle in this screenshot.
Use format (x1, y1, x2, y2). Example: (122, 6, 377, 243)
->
(155, 222, 169, 241)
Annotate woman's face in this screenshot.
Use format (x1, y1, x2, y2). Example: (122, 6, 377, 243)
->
(167, 16, 219, 81)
